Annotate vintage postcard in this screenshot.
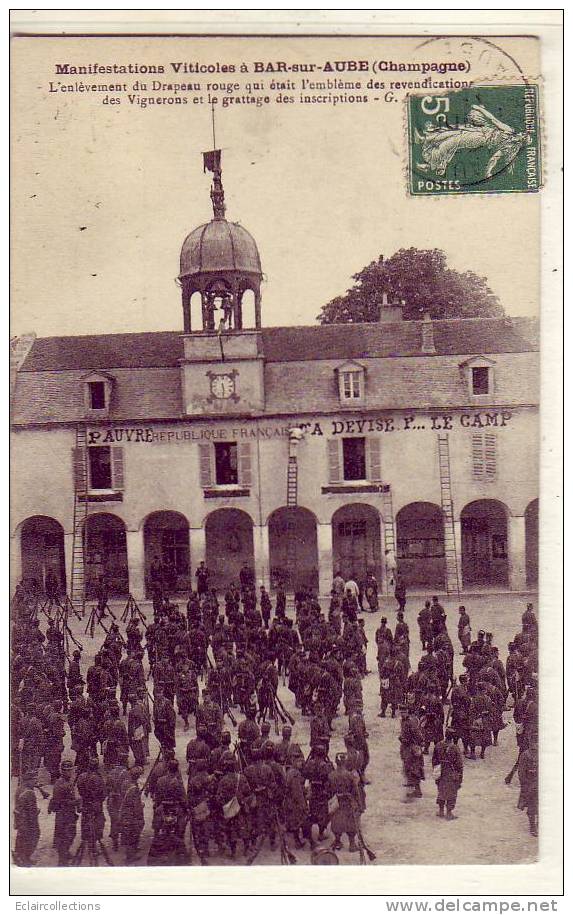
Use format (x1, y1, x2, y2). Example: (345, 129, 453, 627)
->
(9, 11, 563, 899)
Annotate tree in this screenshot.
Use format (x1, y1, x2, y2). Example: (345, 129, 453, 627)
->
(316, 248, 503, 324)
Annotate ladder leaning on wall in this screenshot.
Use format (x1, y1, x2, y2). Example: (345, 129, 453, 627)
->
(380, 485, 396, 596)
(71, 424, 90, 614)
(284, 430, 302, 591)
(437, 433, 461, 597)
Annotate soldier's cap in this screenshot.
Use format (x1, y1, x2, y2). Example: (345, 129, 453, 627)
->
(260, 721, 271, 733)
(130, 766, 144, 779)
(221, 731, 232, 743)
(167, 759, 179, 773)
(335, 752, 347, 764)
(282, 726, 292, 736)
(478, 630, 485, 637)
(60, 759, 74, 771)
(458, 674, 468, 683)
(73, 650, 81, 658)
(445, 728, 456, 740)
(220, 750, 236, 769)
(88, 757, 100, 770)
(380, 617, 387, 624)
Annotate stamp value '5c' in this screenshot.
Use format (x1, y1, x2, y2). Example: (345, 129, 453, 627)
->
(408, 84, 541, 195)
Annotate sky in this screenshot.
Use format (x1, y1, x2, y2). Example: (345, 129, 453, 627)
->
(11, 35, 539, 339)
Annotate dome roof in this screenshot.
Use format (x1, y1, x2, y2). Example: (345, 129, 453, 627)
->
(179, 219, 262, 279)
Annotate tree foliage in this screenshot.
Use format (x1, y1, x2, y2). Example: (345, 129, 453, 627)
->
(316, 248, 503, 324)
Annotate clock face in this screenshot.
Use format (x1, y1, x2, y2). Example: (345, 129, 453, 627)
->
(210, 373, 235, 399)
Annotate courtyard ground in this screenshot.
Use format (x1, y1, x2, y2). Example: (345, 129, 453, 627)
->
(12, 591, 538, 868)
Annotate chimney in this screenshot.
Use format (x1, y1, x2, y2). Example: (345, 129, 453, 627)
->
(378, 292, 404, 323)
(421, 313, 436, 354)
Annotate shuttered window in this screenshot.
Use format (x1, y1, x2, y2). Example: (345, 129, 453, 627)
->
(198, 443, 213, 488)
(472, 432, 496, 480)
(72, 447, 87, 492)
(238, 442, 252, 487)
(366, 436, 382, 481)
(111, 447, 124, 490)
(327, 439, 341, 483)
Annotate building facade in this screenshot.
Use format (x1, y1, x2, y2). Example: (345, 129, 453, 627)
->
(10, 159, 539, 602)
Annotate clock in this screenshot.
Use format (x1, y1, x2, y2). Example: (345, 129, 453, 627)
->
(206, 369, 239, 402)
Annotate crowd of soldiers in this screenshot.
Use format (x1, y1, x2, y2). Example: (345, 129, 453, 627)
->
(10, 566, 540, 868)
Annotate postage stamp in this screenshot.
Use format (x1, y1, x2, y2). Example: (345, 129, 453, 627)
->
(408, 84, 541, 195)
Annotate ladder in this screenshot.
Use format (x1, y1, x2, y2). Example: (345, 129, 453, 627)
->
(437, 433, 461, 596)
(285, 434, 300, 591)
(71, 424, 89, 613)
(380, 484, 395, 595)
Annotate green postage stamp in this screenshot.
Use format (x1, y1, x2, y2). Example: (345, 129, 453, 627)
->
(408, 84, 541, 195)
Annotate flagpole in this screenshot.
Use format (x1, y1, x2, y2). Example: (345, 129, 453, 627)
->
(211, 100, 216, 150)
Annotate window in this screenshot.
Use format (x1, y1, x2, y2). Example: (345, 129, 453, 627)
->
(342, 437, 366, 481)
(472, 366, 490, 395)
(341, 371, 362, 400)
(472, 433, 496, 481)
(89, 447, 112, 490)
(89, 381, 106, 410)
(397, 538, 444, 558)
(162, 529, 190, 574)
(214, 442, 239, 485)
(338, 520, 367, 538)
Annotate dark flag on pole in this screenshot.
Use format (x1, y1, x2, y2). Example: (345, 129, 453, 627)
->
(203, 149, 221, 174)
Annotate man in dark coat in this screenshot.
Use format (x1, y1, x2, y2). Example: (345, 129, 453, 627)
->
(327, 752, 362, 852)
(120, 766, 145, 862)
(302, 743, 333, 847)
(432, 729, 464, 819)
(48, 758, 79, 865)
(76, 757, 107, 844)
(13, 771, 40, 866)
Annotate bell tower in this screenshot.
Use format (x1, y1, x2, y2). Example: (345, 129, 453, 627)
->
(178, 149, 266, 417)
(179, 149, 263, 334)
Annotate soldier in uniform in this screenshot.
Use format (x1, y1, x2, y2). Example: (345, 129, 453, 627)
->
(328, 752, 362, 852)
(399, 705, 425, 801)
(105, 754, 130, 851)
(13, 770, 41, 866)
(120, 765, 145, 863)
(153, 686, 176, 753)
(432, 729, 464, 819)
(48, 758, 79, 865)
(302, 741, 333, 847)
(76, 757, 107, 847)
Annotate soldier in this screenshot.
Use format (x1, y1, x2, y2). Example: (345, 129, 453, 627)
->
(48, 758, 79, 865)
(155, 758, 188, 841)
(76, 757, 107, 847)
(283, 755, 308, 849)
(13, 770, 40, 866)
(105, 754, 130, 851)
(399, 705, 425, 801)
(187, 757, 213, 865)
(260, 586, 272, 630)
(153, 686, 176, 753)
(175, 660, 199, 732)
(215, 750, 252, 858)
(518, 737, 539, 836)
(120, 766, 145, 863)
(302, 742, 333, 847)
(457, 606, 472, 654)
(417, 601, 433, 651)
(127, 694, 149, 767)
(244, 745, 278, 858)
(328, 752, 362, 852)
(43, 701, 66, 784)
(432, 729, 464, 820)
(67, 650, 84, 694)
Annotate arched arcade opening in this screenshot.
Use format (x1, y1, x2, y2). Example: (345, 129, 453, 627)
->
(84, 513, 129, 599)
(461, 499, 509, 588)
(205, 508, 255, 591)
(396, 502, 445, 589)
(143, 511, 191, 597)
(268, 507, 319, 593)
(20, 515, 66, 596)
(332, 503, 382, 585)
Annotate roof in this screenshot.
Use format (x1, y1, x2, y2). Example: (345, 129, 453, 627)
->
(11, 316, 539, 426)
(179, 219, 262, 279)
(18, 316, 538, 374)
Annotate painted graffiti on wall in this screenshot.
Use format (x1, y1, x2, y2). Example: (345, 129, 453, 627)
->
(87, 410, 514, 445)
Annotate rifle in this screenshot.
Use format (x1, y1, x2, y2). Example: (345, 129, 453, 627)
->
(274, 693, 295, 726)
(350, 798, 376, 862)
(141, 747, 163, 796)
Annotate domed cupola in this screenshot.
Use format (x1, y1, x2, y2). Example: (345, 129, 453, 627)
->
(179, 149, 262, 333)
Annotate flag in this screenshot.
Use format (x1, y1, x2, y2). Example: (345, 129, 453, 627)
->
(203, 149, 221, 174)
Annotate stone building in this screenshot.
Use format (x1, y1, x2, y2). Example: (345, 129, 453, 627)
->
(10, 154, 539, 603)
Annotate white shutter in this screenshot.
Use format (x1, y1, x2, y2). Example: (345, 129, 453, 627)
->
(472, 433, 485, 480)
(111, 446, 124, 490)
(238, 442, 252, 487)
(72, 447, 87, 492)
(366, 436, 382, 481)
(327, 439, 341, 483)
(484, 433, 496, 480)
(198, 443, 213, 488)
